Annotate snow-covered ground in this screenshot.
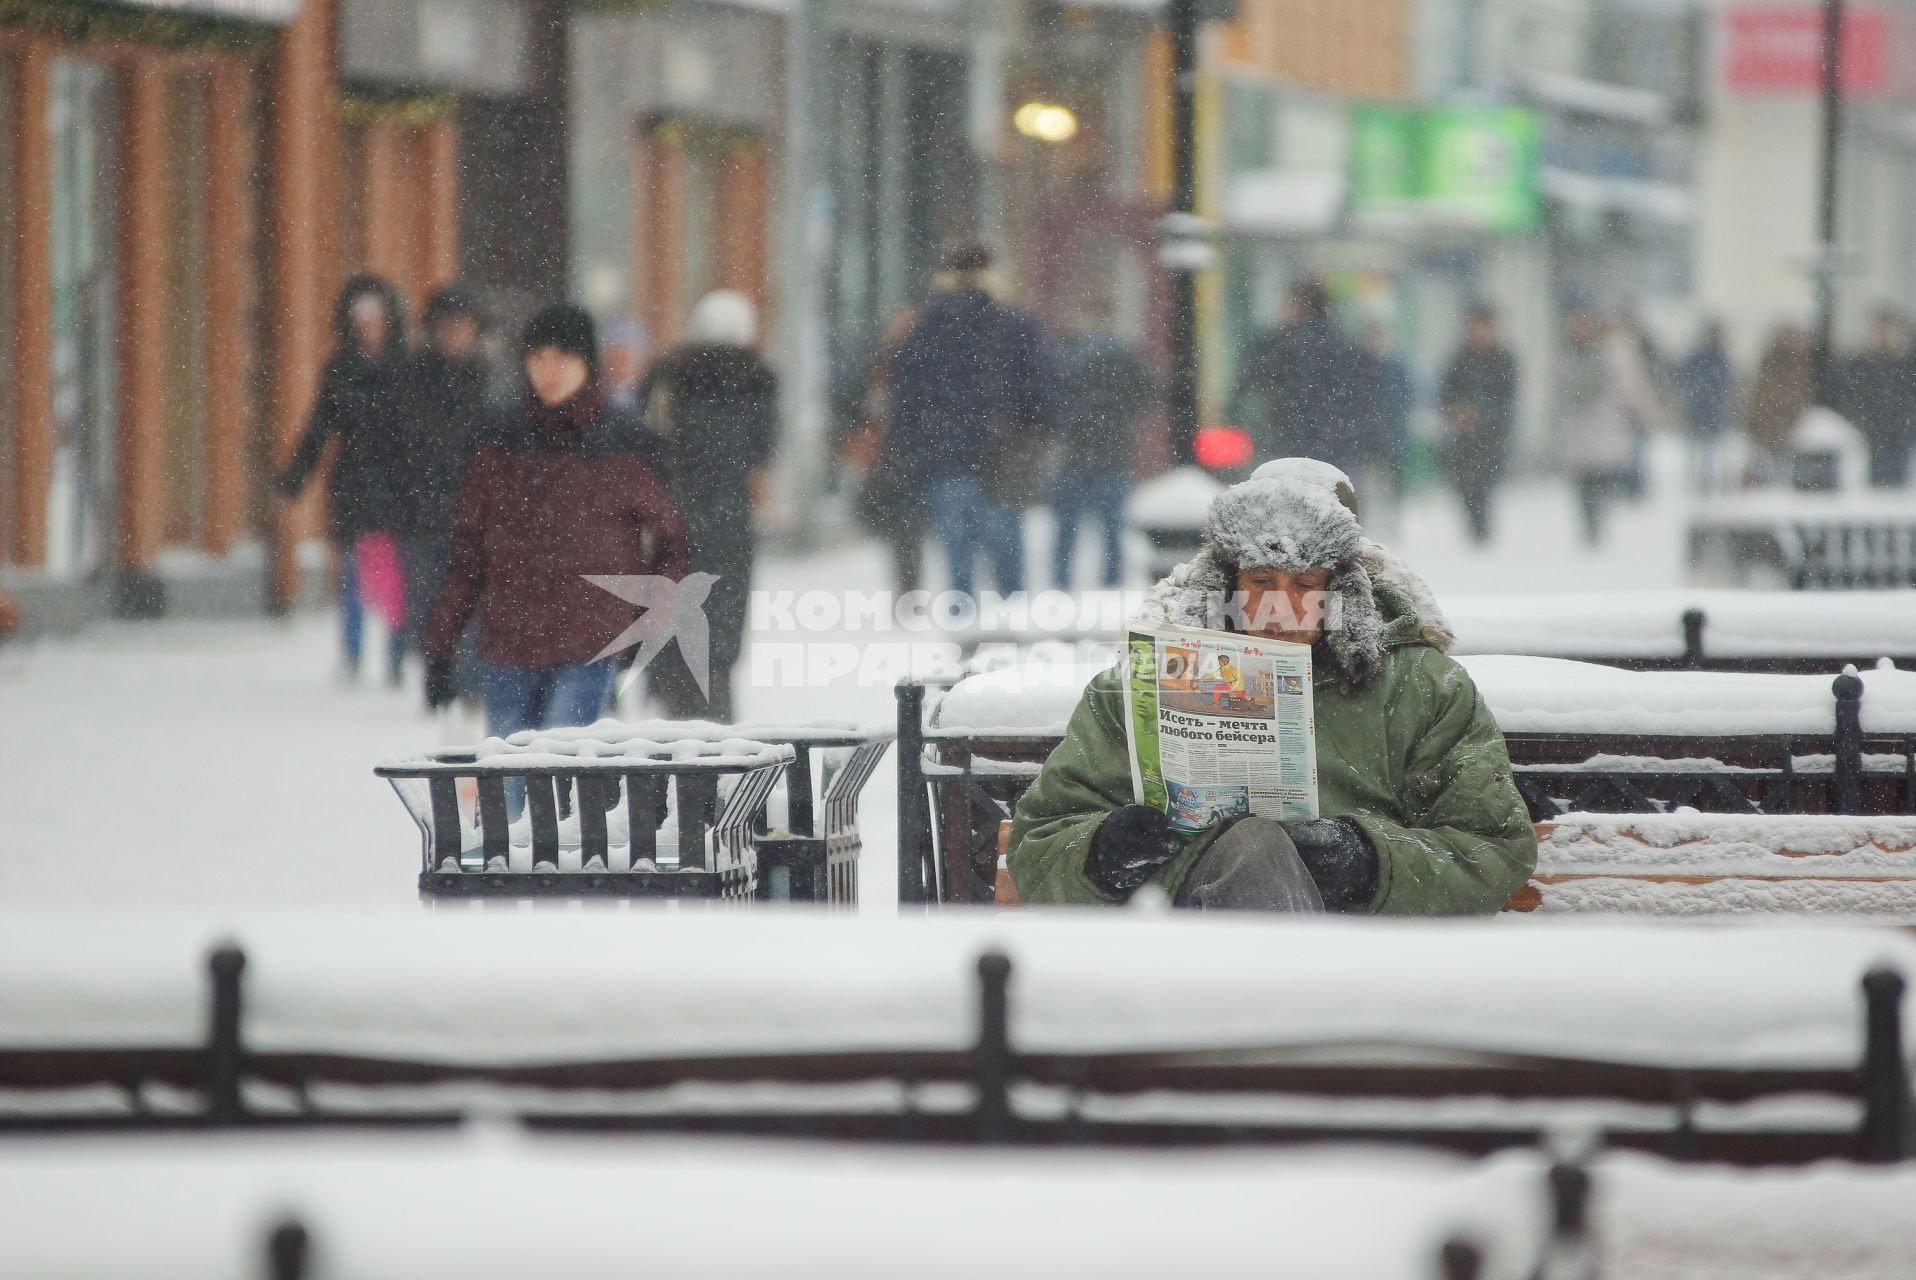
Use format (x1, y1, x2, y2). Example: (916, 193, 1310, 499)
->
(0, 449, 1733, 913)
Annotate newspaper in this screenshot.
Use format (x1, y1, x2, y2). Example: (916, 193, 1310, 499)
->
(1121, 620, 1318, 832)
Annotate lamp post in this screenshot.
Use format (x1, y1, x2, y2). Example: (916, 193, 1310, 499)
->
(1813, 0, 1844, 404)
(1160, 0, 1209, 466)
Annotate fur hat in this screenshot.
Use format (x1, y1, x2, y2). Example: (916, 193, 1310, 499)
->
(1132, 466, 1453, 689)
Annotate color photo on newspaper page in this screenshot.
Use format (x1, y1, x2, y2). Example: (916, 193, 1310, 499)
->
(1122, 621, 1319, 833)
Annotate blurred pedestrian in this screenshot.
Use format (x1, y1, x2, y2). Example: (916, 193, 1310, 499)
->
(0, 583, 21, 645)
(1354, 320, 1414, 536)
(1744, 325, 1815, 478)
(1437, 304, 1518, 544)
(1234, 281, 1363, 468)
(602, 318, 651, 413)
(1050, 307, 1157, 589)
(889, 243, 1057, 599)
(393, 285, 490, 703)
(1622, 316, 1668, 499)
(1673, 319, 1737, 495)
(1230, 289, 1303, 460)
(1839, 307, 1916, 487)
(1558, 308, 1659, 546)
(275, 275, 411, 682)
(844, 307, 927, 593)
(638, 290, 777, 722)
(423, 304, 687, 743)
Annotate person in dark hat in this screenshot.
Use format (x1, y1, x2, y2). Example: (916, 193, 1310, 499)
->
(275, 274, 411, 681)
(422, 303, 687, 739)
(392, 284, 493, 699)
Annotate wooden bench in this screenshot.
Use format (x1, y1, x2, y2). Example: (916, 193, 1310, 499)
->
(902, 664, 1916, 906)
(994, 813, 1916, 920)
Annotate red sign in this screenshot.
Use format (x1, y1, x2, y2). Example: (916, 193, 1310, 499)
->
(1724, 6, 1890, 94)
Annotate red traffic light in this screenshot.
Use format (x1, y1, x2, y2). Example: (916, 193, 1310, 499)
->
(1194, 425, 1254, 470)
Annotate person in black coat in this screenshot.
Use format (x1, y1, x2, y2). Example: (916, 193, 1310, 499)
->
(393, 285, 491, 698)
(1232, 281, 1364, 468)
(638, 290, 777, 721)
(1839, 308, 1916, 487)
(1437, 304, 1519, 544)
(276, 275, 410, 680)
(888, 243, 1057, 601)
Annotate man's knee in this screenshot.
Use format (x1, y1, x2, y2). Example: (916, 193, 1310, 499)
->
(1174, 817, 1325, 914)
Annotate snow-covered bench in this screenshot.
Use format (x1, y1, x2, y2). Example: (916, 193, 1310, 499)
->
(902, 659, 1916, 904)
(1690, 489, 1916, 589)
(1445, 589, 1916, 673)
(377, 720, 889, 905)
(0, 1130, 1549, 1280)
(4, 912, 1908, 1163)
(1515, 813, 1916, 918)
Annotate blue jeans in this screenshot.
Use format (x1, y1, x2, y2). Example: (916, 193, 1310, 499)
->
(931, 473, 1024, 599)
(484, 660, 617, 817)
(338, 542, 363, 670)
(484, 660, 617, 740)
(1051, 468, 1129, 588)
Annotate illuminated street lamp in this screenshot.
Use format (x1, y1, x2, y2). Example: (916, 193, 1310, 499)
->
(1013, 101, 1080, 144)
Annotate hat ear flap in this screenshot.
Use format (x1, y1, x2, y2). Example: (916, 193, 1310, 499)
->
(1323, 562, 1385, 688)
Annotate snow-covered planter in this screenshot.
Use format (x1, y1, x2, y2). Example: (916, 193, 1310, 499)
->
(1517, 813, 1916, 919)
(377, 719, 884, 903)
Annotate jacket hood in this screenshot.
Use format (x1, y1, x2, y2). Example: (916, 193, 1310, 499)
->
(1130, 470, 1454, 688)
(331, 275, 408, 363)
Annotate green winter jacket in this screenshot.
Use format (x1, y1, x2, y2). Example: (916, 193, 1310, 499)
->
(1006, 612, 1536, 914)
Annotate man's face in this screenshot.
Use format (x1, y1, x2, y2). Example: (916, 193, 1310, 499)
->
(1234, 566, 1333, 645)
(1467, 318, 1496, 349)
(433, 315, 480, 358)
(526, 347, 590, 407)
(350, 298, 389, 358)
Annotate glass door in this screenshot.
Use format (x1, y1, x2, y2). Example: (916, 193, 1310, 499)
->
(45, 56, 117, 581)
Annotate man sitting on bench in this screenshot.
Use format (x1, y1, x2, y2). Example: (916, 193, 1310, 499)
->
(1007, 461, 1536, 914)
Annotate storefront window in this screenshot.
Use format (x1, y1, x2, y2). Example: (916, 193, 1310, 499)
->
(45, 56, 118, 581)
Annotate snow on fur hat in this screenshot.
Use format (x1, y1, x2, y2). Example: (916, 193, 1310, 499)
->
(1248, 456, 1456, 655)
(1132, 467, 1454, 688)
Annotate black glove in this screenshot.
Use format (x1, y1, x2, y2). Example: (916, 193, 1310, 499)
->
(1281, 818, 1379, 912)
(1088, 804, 1185, 900)
(424, 659, 456, 711)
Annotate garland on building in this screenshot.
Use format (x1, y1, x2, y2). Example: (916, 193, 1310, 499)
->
(0, 0, 278, 53)
(649, 115, 757, 156)
(339, 87, 457, 128)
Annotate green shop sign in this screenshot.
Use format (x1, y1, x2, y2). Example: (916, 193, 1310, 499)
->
(1350, 106, 1540, 234)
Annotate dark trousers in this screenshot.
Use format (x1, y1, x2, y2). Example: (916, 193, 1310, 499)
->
(1051, 468, 1129, 588)
(1456, 478, 1497, 544)
(1575, 470, 1630, 546)
(649, 542, 753, 722)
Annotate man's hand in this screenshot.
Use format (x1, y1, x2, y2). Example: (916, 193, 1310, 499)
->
(424, 659, 456, 711)
(1281, 818, 1379, 912)
(1088, 805, 1184, 899)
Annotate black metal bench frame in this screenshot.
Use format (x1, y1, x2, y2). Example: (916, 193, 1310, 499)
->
(1, 942, 1910, 1170)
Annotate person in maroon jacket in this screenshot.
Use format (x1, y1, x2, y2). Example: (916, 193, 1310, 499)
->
(422, 304, 687, 738)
